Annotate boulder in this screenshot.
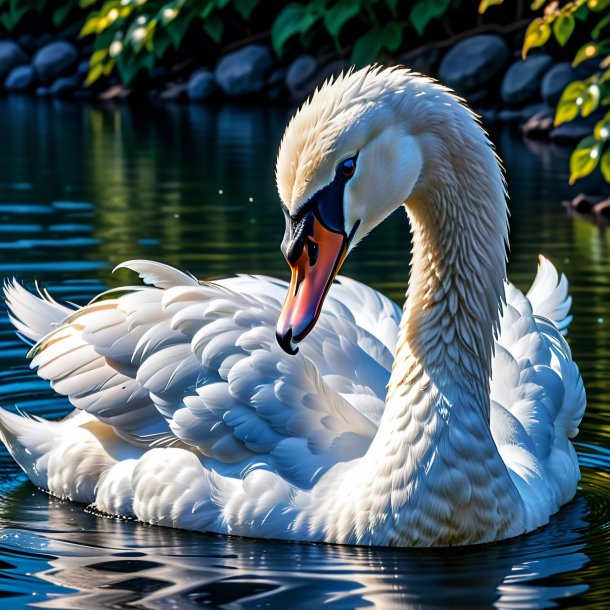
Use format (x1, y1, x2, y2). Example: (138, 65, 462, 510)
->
(36, 86, 51, 97)
(33, 41, 78, 85)
(0, 41, 27, 82)
(285, 55, 318, 100)
(266, 68, 286, 100)
(159, 82, 188, 102)
(564, 193, 605, 214)
(285, 59, 347, 102)
(49, 75, 80, 97)
(541, 62, 585, 106)
(522, 107, 554, 138)
(187, 68, 216, 102)
(501, 54, 553, 106)
(5, 65, 35, 92)
(397, 45, 441, 77)
(550, 111, 602, 144)
(77, 60, 90, 79)
(593, 198, 610, 219)
(215, 44, 273, 97)
(17, 34, 36, 54)
(438, 35, 509, 93)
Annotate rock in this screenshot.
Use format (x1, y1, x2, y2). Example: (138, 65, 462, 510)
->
(73, 89, 93, 100)
(0, 41, 27, 82)
(520, 102, 549, 122)
(215, 44, 273, 97)
(17, 34, 36, 54)
(541, 62, 583, 106)
(497, 108, 523, 122)
(5, 65, 35, 92)
(159, 82, 188, 102)
(33, 41, 78, 85)
(438, 35, 509, 93)
(187, 68, 216, 102)
(286, 55, 318, 100)
(266, 68, 286, 100)
(36, 86, 51, 97)
(521, 107, 554, 138)
(286, 59, 347, 102)
(397, 45, 441, 77)
(49, 75, 80, 97)
(550, 112, 602, 144)
(32, 33, 54, 50)
(501, 54, 553, 107)
(77, 60, 90, 79)
(565, 193, 605, 214)
(593, 198, 610, 219)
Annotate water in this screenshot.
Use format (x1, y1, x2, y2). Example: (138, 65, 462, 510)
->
(0, 96, 608, 609)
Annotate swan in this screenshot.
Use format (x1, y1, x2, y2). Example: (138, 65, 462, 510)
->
(0, 66, 585, 547)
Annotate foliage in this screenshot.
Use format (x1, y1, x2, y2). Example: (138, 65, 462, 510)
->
(480, 0, 610, 187)
(0, 0, 84, 30)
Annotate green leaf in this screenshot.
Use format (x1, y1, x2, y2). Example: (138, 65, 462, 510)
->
(553, 13, 575, 46)
(85, 62, 105, 86)
(522, 17, 551, 58)
(351, 29, 383, 66)
(410, 0, 450, 36)
(555, 80, 587, 125)
(324, 0, 360, 39)
(234, 0, 259, 20)
(53, 0, 78, 27)
(582, 83, 601, 117)
(271, 4, 319, 56)
(478, 0, 503, 14)
(80, 0, 99, 7)
(90, 49, 108, 66)
(588, 0, 610, 12)
(592, 12, 610, 39)
(530, 0, 546, 9)
(593, 110, 610, 140)
(203, 14, 224, 43)
(572, 40, 610, 66)
(382, 21, 402, 53)
(166, 11, 194, 49)
(386, 0, 398, 16)
(569, 136, 601, 184)
(80, 15, 100, 37)
(601, 148, 610, 181)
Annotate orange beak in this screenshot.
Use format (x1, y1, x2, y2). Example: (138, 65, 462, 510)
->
(276, 214, 348, 354)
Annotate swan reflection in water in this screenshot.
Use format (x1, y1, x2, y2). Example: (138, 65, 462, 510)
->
(0, 478, 589, 610)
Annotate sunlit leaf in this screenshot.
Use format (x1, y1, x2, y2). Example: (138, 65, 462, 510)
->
(531, 0, 546, 9)
(478, 0, 503, 14)
(523, 17, 552, 58)
(90, 49, 108, 66)
(588, 0, 610, 12)
(601, 148, 610, 181)
(555, 80, 587, 126)
(85, 62, 104, 86)
(592, 12, 610, 39)
(573, 40, 610, 66)
(582, 84, 601, 117)
(410, 0, 450, 37)
(553, 13, 575, 46)
(569, 136, 601, 184)
(81, 16, 100, 37)
(593, 110, 610, 140)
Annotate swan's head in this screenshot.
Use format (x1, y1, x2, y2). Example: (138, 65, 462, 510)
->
(275, 66, 425, 354)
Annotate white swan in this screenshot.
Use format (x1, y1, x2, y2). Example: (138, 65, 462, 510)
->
(0, 66, 585, 547)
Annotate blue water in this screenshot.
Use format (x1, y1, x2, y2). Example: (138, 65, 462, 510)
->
(0, 97, 609, 609)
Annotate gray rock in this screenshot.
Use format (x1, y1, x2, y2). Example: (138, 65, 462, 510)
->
(36, 86, 51, 97)
(5, 65, 35, 91)
(550, 111, 603, 144)
(77, 60, 90, 78)
(541, 62, 585, 106)
(215, 44, 273, 97)
(438, 35, 509, 93)
(497, 108, 523, 122)
(17, 34, 36, 54)
(286, 55, 318, 100)
(397, 45, 441, 77)
(49, 75, 80, 97)
(520, 102, 549, 122)
(187, 69, 216, 102)
(266, 68, 286, 100)
(522, 107, 554, 138)
(0, 41, 27, 82)
(33, 41, 78, 85)
(160, 82, 188, 102)
(501, 54, 553, 107)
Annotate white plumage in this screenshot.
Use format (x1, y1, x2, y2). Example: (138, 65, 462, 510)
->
(0, 66, 585, 546)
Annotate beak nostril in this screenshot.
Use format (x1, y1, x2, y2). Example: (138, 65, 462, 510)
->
(307, 239, 319, 267)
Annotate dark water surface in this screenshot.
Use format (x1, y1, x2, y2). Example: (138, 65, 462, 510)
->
(0, 97, 608, 609)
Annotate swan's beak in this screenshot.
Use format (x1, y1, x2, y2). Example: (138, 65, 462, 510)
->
(276, 214, 348, 354)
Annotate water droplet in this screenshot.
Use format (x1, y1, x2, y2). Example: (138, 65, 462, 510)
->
(174, 214, 179, 219)
(249, 197, 254, 202)
(218, 189, 224, 195)
(597, 317, 604, 324)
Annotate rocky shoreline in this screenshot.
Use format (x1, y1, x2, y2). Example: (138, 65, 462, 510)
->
(1, 27, 607, 211)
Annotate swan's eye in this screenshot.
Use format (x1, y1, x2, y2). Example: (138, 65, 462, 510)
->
(341, 158, 356, 179)
(306, 238, 319, 267)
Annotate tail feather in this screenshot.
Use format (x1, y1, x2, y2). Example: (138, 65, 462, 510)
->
(3, 279, 74, 344)
(527, 256, 573, 335)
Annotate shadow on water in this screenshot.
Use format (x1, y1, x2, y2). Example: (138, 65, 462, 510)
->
(0, 96, 609, 609)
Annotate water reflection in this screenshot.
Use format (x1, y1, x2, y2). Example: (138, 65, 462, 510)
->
(0, 97, 609, 609)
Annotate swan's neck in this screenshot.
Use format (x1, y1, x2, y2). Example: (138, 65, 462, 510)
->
(315, 109, 523, 546)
